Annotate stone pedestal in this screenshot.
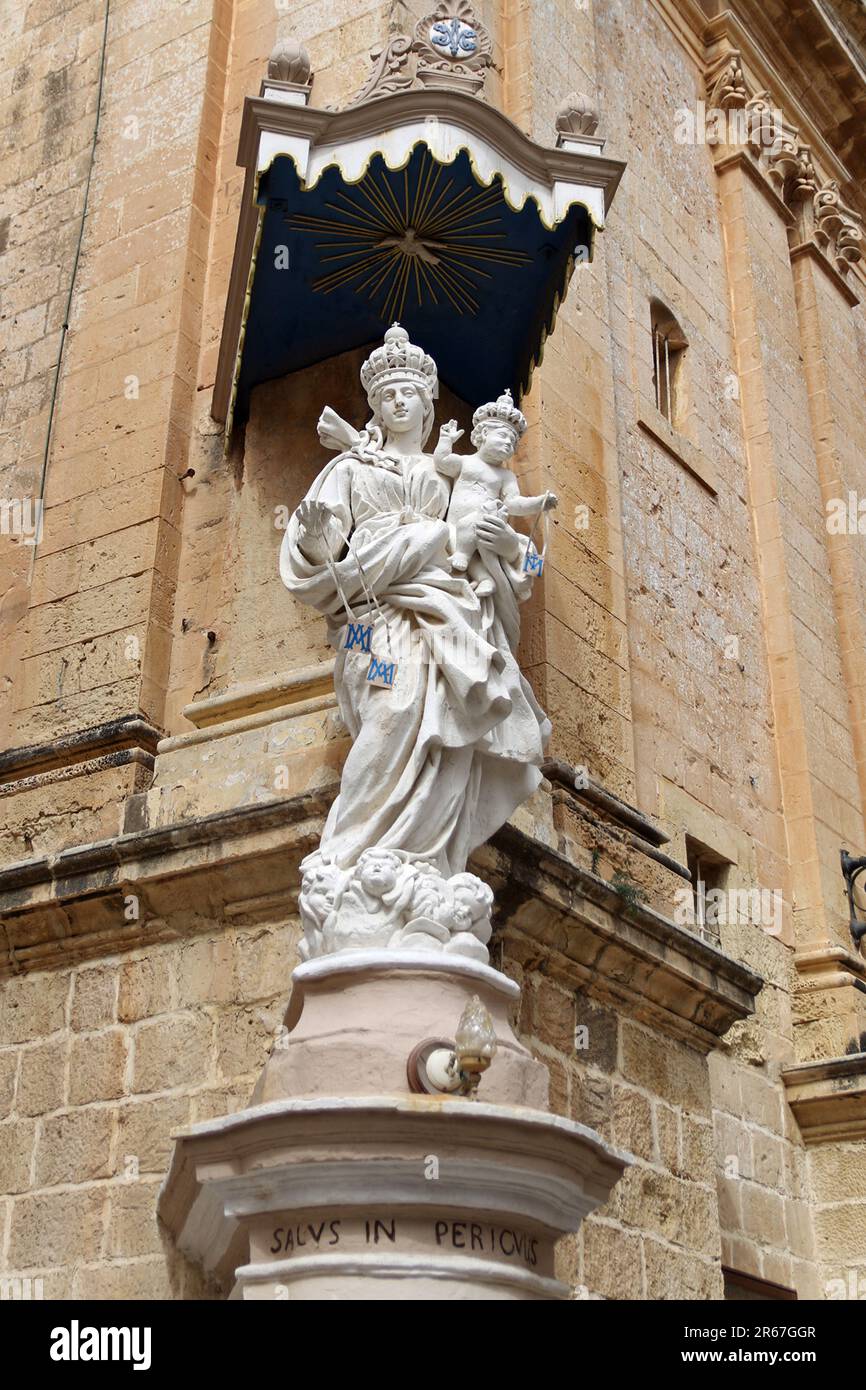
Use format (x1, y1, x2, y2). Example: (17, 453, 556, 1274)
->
(159, 952, 630, 1300)
(253, 951, 548, 1107)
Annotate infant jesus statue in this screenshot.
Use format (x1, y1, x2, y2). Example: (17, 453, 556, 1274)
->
(433, 389, 558, 595)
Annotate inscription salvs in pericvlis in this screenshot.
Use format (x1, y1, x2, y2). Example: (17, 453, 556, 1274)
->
(268, 1216, 538, 1267)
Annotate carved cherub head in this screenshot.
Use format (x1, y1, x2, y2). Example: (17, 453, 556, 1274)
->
(450, 873, 494, 919)
(449, 873, 494, 942)
(473, 421, 520, 465)
(410, 868, 452, 923)
(299, 860, 342, 926)
(356, 848, 404, 898)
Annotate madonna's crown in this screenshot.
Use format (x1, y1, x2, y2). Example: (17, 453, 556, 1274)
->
(360, 323, 439, 400)
(471, 388, 527, 440)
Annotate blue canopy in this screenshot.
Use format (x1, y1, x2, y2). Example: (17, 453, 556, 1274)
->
(234, 143, 592, 421)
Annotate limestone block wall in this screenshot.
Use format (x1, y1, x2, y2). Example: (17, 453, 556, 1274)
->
(496, 0, 636, 799)
(1, 0, 111, 743)
(808, 1142, 866, 1298)
(504, 936, 820, 1300)
(791, 253, 866, 846)
(0, 910, 815, 1302)
(591, 0, 865, 1296)
(597, 1, 788, 910)
(0, 917, 302, 1299)
(3, 0, 234, 755)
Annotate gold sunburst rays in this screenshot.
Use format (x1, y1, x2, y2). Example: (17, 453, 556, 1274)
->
(288, 154, 531, 321)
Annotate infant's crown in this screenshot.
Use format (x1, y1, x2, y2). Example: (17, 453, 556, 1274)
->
(472, 388, 527, 437)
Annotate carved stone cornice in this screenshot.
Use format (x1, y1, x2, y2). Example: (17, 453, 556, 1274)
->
(0, 793, 328, 977)
(783, 1054, 866, 1144)
(0, 791, 762, 1055)
(703, 10, 861, 183)
(159, 1093, 629, 1294)
(650, 1, 866, 189)
(0, 715, 161, 789)
(702, 38, 863, 282)
(178, 660, 337, 732)
(646, 0, 709, 67)
(480, 825, 763, 1054)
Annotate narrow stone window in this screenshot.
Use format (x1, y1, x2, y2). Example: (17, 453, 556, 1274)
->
(685, 836, 728, 942)
(650, 300, 687, 428)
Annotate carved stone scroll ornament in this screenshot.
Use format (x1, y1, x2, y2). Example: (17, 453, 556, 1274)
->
(766, 128, 816, 199)
(813, 181, 864, 272)
(346, 0, 493, 106)
(742, 92, 781, 156)
(278, 325, 553, 963)
(836, 216, 865, 270)
(345, 35, 415, 108)
(705, 52, 749, 111)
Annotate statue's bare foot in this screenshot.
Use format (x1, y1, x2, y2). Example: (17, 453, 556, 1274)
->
(451, 553, 470, 572)
(475, 577, 496, 596)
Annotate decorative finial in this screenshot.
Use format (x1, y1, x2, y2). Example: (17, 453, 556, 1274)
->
(414, 1, 493, 95)
(267, 38, 312, 86)
(555, 92, 599, 139)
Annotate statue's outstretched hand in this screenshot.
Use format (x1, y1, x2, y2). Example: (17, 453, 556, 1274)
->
(542, 491, 559, 511)
(295, 499, 339, 562)
(434, 419, 463, 461)
(438, 419, 463, 445)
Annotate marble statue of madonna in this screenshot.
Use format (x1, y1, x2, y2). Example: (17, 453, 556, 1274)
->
(279, 324, 553, 964)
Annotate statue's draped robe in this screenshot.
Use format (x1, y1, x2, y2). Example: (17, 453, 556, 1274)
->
(280, 448, 551, 876)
